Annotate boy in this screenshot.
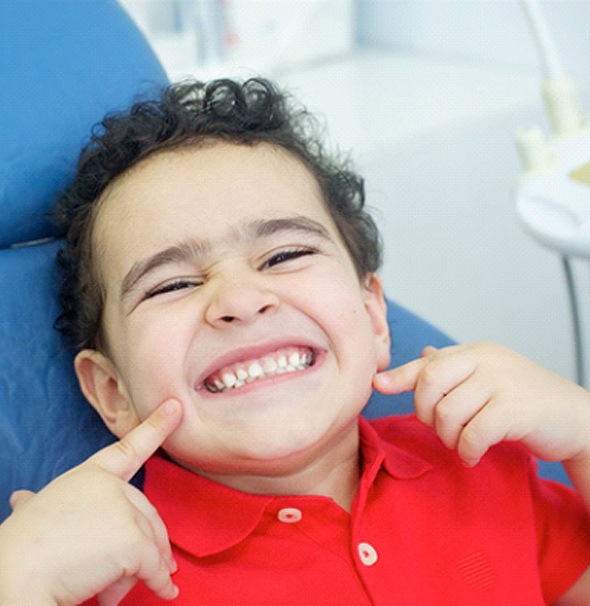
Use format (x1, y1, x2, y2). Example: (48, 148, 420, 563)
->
(1, 78, 590, 604)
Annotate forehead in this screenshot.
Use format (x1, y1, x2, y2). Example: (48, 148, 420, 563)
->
(96, 142, 330, 236)
(92, 142, 340, 278)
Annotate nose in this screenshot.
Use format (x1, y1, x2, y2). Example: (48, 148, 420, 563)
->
(205, 276, 279, 327)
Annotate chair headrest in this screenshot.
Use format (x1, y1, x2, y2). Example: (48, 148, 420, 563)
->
(0, 0, 168, 247)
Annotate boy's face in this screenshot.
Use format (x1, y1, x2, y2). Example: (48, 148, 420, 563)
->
(76, 142, 390, 482)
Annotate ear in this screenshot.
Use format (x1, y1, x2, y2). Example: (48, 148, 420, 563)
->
(74, 349, 141, 439)
(362, 274, 391, 372)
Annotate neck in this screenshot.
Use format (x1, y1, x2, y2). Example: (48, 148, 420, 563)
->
(182, 424, 361, 512)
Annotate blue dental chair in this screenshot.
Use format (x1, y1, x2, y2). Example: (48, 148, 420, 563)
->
(5, 0, 551, 524)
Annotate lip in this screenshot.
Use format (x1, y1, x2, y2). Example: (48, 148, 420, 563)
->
(194, 338, 325, 393)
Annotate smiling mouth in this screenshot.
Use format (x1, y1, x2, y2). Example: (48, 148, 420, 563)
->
(204, 346, 316, 394)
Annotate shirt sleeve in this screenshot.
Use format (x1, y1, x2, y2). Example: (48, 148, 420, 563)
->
(529, 457, 590, 603)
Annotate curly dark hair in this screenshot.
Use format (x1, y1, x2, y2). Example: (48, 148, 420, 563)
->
(53, 77, 382, 352)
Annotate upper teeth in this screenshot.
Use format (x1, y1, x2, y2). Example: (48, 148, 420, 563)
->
(205, 347, 314, 393)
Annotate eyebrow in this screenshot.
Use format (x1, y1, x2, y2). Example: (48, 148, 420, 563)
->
(120, 216, 332, 300)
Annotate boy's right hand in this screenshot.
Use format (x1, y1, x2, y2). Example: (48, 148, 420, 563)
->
(0, 399, 183, 606)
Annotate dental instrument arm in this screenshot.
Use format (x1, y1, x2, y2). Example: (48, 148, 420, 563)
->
(519, 0, 586, 138)
(514, 0, 590, 387)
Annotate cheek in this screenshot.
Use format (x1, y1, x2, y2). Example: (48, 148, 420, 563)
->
(312, 272, 370, 329)
(115, 316, 193, 413)
(307, 274, 380, 368)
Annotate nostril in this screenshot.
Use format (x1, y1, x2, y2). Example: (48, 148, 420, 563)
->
(258, 304, 273, 315)
(221, 315, 235, 323)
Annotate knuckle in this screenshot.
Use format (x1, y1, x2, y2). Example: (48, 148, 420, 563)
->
(461, 420, 484, 446)
(122, 526, 151, 559)
(419, 363, 440, 389)
(137, 545, 175, 593)
(114, 436, 142, 462)
(459, 421, 487, 457)
(141, 540, 162, 566)
(114, 510, 145, 540)
(413, 402, 431, 426)
(435, 401, 455, 426)
(134, 510, 157, 541)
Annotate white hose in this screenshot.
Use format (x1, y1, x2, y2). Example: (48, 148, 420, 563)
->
(519, 0, 586, 137)
(519, 0, 565, 79)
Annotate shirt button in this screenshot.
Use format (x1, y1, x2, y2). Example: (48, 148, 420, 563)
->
(277, 507, 303, 523)
(358, 542, 378, 566)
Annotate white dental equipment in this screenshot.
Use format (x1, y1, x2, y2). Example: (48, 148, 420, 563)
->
(514, 0, 589, 385)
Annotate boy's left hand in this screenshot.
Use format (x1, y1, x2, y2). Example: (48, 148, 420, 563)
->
(373, 342, 590, 467)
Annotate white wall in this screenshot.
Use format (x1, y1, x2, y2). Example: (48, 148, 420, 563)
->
(356, 1, 590, 84)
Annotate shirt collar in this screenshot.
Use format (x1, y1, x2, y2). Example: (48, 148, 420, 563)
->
(144, 416, 432, 558)
(145, 455, 274, 557)
(358, 416, 433, 481)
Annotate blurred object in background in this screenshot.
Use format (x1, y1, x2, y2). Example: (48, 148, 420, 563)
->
(117, 0, 354, 78)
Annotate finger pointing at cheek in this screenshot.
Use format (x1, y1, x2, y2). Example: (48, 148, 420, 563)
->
(87, 398, 183, 482)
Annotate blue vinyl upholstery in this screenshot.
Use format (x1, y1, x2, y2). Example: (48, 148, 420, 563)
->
(0, 0, 168, 522)
(0, 0, 567, 524)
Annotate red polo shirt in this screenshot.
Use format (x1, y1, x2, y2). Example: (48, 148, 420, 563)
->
(87, 415, 590, 604)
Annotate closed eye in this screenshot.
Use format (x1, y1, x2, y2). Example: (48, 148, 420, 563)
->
(262, 247, 317, 270)
(145, 278, 202, 299)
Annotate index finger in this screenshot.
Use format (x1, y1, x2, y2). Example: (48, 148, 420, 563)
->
(86, 399, 183, 481)
(372, 357, 428, 395)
